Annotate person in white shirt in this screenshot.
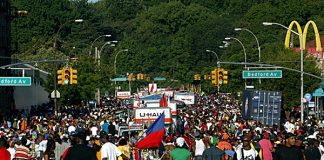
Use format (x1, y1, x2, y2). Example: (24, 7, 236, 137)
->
(90, 124, 98, 136)
(100, 131, 127, 160)
(234, 135, 261, 160)
(7, 141, 15, 160)
(68, 124, 76, 133)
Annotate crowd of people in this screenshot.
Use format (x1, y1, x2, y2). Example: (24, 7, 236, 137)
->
(0, 93, 323, 160)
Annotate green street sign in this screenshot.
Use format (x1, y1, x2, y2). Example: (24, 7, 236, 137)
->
(0, 77, 31, 86)
(242, 70, 282, 79)
(111, 78, 127, 81)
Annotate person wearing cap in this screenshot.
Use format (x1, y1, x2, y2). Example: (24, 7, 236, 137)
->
(274, 133, 303, 160)
(100, 131, 128, 160)
(63, 130, 97, 160)
(161, 136, 175, 160)
(259, 132, 273, 160)
(304, 137, 321, 160)
(193, 132, 206, 160)
(170, 137, 191, 160)
(218, 133, 232, 160)
(202, 136, 225, 160)
(233, 135, 261, 160)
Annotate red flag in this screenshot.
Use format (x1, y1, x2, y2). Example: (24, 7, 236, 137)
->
(150, 82, 155, 93)
(159, 94, 168, 107)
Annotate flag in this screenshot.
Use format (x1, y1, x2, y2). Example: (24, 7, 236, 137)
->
(150, 82, 155, 93)
(135, 112, 165, 149)
(159, 94, 168, 107)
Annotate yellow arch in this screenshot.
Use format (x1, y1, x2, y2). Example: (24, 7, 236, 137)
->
(302, 20, 322, 52)
(285, 21, 303, 49)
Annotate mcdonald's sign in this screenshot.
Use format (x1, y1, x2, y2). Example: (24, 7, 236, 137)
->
(285, 20, 322, 53)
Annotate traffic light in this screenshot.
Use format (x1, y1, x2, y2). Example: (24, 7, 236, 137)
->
(128, 74, 135, 81)
(137, 73, 144, 80)
(194, 74, 201, 81)
(217, 68, 228, 85)
(70, 68, 78, 84)
(63, 67, 71, 85)
(211, 69, 218, 86)
(57, 69, 65, 85)
(17, 10, 28, 15)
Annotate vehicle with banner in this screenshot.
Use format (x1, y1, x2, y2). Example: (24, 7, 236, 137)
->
(174, 90, 196, 105)
(134, 107, 172, 124)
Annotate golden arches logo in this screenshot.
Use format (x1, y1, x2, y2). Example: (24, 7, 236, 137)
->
(285, 20, 322, 52)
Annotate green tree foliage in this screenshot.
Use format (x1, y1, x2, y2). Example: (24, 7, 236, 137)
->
(10, 0, 324, 109)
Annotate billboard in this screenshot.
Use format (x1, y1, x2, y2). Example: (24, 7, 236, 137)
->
(242, 90, 281, 126)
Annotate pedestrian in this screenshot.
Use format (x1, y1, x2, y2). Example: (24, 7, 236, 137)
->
(170, 137, 191, 160)
(202, 136, 225, 160)
(304, 138, 321, 160)
(100, 131, 128, 160)
(233, 135, 261, 160)
(14, 137, 30, 160)
(259, 132, 274, 160)
(0, 137, 11, 160)
(44, 139, 55, 160)
(193, 132, 206, 160)
(63, 130, 97, 160)
(274, 133, 303, 160)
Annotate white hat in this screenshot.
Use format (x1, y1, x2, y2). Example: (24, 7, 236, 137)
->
(176, 137, 185, 147)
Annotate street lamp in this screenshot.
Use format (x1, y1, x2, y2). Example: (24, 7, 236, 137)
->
(53, 19, 83, 114)
(206, 49, 220, 66)
(225, 37, 247, 88)
(114, 49, 129, 97)
(235, 27, 262, 84)
(88, 34, 112, 56)
(263, 21, 305, 123)
(234, 28, 261, 63)
(114, 49, 129, 75)
(219, 45, 227, 49)
(225, 37, 246, 69)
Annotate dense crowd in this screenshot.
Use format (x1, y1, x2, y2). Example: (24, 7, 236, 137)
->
(0, 93, 323, 160)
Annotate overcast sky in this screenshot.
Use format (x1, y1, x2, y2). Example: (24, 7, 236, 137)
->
(88, 0, 98, 3)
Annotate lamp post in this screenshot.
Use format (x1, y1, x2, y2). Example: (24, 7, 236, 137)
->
(263, 22, 305, 123)
(88, 34, 111, 56)
(114, 49, 129, 97)
(206, 49, 220, 67)
(225, 37, 247, 88)
(94, 41, 117, 104)
(234, 28, 261, 62)
(53, 19, 83, 114)
(235, 28, 262, 84)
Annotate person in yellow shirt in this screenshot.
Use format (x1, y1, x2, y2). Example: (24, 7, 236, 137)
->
(117, 138, 130, 160)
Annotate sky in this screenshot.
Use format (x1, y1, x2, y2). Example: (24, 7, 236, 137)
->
(88, 0, 99, 3)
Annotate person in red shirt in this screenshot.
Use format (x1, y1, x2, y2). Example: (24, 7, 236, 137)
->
(0, 137, 11, 160)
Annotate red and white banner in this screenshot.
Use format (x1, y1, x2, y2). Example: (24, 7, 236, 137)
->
(116, 91, 131, 99)
(149, 82, 157, 93)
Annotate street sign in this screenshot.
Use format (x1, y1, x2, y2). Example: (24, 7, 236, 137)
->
(304, 93, 312, 101)
(242, 70, 282, 79)
(0, 77, 31, 86)
(51, 90, 60, 98)
(153, 77, 166, 81)
(111, 77, 127, 81)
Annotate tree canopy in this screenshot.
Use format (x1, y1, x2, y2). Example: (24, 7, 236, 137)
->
(10, 0, 324, 109)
